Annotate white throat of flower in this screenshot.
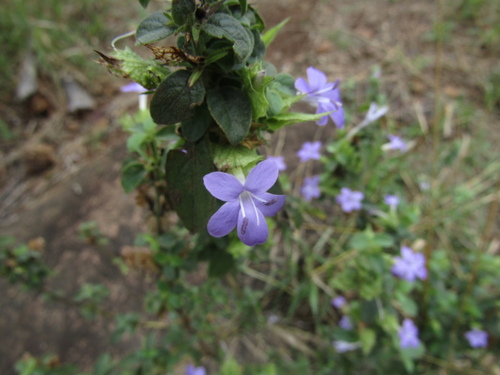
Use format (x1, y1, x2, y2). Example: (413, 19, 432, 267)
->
(239, 191, 261, 226)
(231, 167, 261, 229)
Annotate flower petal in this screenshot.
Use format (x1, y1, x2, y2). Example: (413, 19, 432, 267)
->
(330, 106, 345, 129)
(203, 172, 243, 201)
(237, 196, 268, 246)
(294, 77, 311, 94)
(244, 160, 279, 194)
(207, 201, 239, 237)
(306, 67, 328, 91)
(253, 192, 286, 217)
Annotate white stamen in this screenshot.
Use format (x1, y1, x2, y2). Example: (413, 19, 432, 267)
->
(239, 195, 246, 218)
(239, 191, 260, 226)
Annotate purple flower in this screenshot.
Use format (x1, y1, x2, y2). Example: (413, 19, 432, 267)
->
(384, 194, 399, 208)
(339, 316, 353, 331)
(392, 246, 427, 282)
(301, 176, 321, 202)
(297, 141, 322, 162)
(120, 82, 146, 93)
(399, 319, 420, 349)
(267, 156, 287, 171)
(333, 340, 361, 353)
(386, 135, 407, 152)
(121, 82, 148, 111)
(360, 102, 388, 127)
(465, 329, 488, 348)
(203, 160, 286, 246)
(295, 67, 344, 128)
(186, 364, 206, 375)
(336, 188, 364, 213)
(331, 296, 346, 309)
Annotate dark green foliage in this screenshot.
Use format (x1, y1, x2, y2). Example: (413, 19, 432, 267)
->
(206, 87, 252, 144)
(150, 70, 206, 125)
(136, 12, 176, 44)
(165, 136, 216, 232)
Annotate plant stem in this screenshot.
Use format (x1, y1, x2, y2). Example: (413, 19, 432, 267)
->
(422, 0, 445, 322)
(150, 141, 164, 234)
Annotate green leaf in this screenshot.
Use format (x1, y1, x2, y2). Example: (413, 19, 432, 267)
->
(126, 132, 148, 152)
(172, 0, 196, 26)
(400, 344, 425, 373)
(139, 0, 151, 8)
(206, 87, 252, 144)
(121, 162, 148, 193)
(395, 292, 418, 317)
(205, 47, 230, 65)
(165, 136, 215, 232)
(212, 144, 262, 170)
(202, 13, 254, 62)
(360, 328, 376, 355)
(112, 47, 170, 89)
(208, 248, 236, 277)
(219, 356, 242, 375)
(309, 283, 319, 316)
(262, 18, 289, 47)
(239, 0, 248, 14)
(249, 29, 266, 62)
(181, 103, 212, 142)
(266, 88, 284, 117)
(274, 73, 296, 96)
(136, 12, 176, 44)
(150, 70, 206, 125)
(266, 111, 331, 131)
(240, 64, 272, 120)
(93, 353, 114, 375)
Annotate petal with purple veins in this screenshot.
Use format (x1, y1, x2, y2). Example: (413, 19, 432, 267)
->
(237, 194, 269, 246)
(253, 192, 286, 217)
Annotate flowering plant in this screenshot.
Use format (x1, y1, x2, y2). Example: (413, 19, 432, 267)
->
(5, 1, 499, 375)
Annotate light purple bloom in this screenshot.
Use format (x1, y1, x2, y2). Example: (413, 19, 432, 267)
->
(267, 314, 280, 325)
(360, 102, 388, 127)
(392, 246, 427, 282)
(267, 156, 287, 171)
(333, 340, 361, 353)
(339, 316, 353, 331)
(465, 329, 488, 348)
(297, 141, 322, 162)
(120, 82, 146, 93)
(384, 194, 400, 208)
(399, 319, 420, 349)
(419, 181, 430, 191)
(121, 82, 148, 111)
(186, 364, 206, 375)
(301, 176, 321, 202)
(336, 188, 364, 213)
(386, 135, 407, 152)
(331, 296, 346, 309)
(203, 160, 286, 246)
(295, 67, 344, 128)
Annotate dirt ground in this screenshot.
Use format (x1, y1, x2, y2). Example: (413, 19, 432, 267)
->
(0, 0, 499, 373)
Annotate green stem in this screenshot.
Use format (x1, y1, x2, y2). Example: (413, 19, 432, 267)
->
(422, 0, 445, 324)
(150, 141, 164, 234)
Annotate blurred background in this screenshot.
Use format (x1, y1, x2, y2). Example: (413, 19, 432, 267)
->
(0, 0, 499, 373)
